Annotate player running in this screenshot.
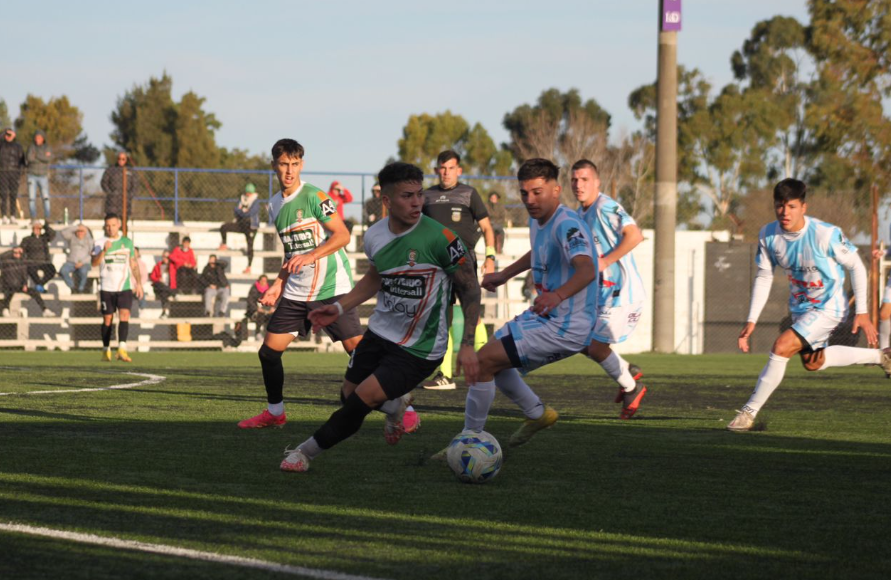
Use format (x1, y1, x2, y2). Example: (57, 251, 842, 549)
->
(92, 213, 143, 362)
(432, 158, 598, 456)
(238, 139, 362, 429)
(571, 159, 647, 419)
(279, 162, 481, 472)
(732, 178, 891, 431)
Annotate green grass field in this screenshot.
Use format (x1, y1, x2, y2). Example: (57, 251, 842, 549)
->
(1, 351, 889, 580)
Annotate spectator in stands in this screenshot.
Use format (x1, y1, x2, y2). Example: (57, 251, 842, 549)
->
(245, 274, 274, 339)
(169, 236, 199, 294)
(363, 184, 383, 227)
(1, 246, 52, 317)
(219, 182, 260, 274)
(327, 180, 354, 233)
(150, 250, 175, 318)
(486, 191, 507, 254)
(200, 254, 230, 317)
(134, 247, 150, 308)
(21, 220, 56, 293)
(26, 130, 52, 221)
(58, 223, 94, 294)
(0, 128, 25, 225)
(100, 151, 137, 220)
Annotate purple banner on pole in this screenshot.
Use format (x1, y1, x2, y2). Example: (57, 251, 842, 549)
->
(662, 0, 681, 32)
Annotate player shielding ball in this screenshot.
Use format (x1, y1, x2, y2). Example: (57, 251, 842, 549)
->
(571, 159, 647, 418)
(732, 178, 891, 431)
(91, 213, 143, 362)
(238, 139, 362, 429)
(433, 158, 599, 456)
(279, 162, 481, 472)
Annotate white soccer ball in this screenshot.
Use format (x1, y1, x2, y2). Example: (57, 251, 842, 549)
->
(446, 430, 503, 484)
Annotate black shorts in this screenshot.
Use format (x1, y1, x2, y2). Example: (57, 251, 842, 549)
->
(100, 290, 133, 315)
(266, 294, 362, 341)
(344, 330, 443, 399)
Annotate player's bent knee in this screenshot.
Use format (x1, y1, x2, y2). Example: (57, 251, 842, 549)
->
(800, 349, 825, 371)
(258, 343, 283, 362)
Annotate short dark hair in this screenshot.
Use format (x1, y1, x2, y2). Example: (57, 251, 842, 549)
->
(571, 159, 599, 175)
(518, 158, 559, 183)
(209, 254, 217, 260)
(437, 150, 460, 166)
(378, 162, 424, 192)
(104, 213, 120, 222)
(271, 139, 305, 161)
(774, 178, 807, 204)
(182, 236, 191, 243)
(488, 191, 501, 200)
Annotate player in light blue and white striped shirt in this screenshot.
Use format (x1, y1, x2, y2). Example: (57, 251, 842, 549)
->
(731, 179, 890, 431)
(572, 159, 647, 419)
(434, 159, 599, 454)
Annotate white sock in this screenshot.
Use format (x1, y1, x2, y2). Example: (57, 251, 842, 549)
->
(268, 401, 284, 416)
(464, 380, 496, 432)
(378, 399, 401, 415)
(494, 368, 544, 419)
(298, 436, 322, 459)
(745, 353, 790, 415)
(880, 318, 891, 350)
(818, 345, 882, 370)
(118, 341, 127, 351)
(598, 351, 636, 391)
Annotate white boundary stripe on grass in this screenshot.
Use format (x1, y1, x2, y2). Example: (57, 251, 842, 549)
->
(0, 522, 392, 580)
(0, 372, 166, 396)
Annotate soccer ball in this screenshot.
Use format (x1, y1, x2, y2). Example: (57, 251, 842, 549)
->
(446, 430, 503, 484)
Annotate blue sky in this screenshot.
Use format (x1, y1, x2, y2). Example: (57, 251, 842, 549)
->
(1, 0, 809, 176)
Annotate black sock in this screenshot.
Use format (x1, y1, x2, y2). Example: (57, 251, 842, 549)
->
(101, 324, 113, 348)
(258, 344, 284, 404)
(118, 321, 129, 342)
(313, 392, 373, 450)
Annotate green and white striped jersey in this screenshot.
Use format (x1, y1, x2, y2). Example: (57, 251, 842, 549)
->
(269, 182, 354, 301)
(364, 215, 467, 360)
(92, 233, 135, 292)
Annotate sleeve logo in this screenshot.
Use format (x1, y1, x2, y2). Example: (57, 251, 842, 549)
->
(320, 199, 336, 217)
(447, 237, 466, 265)
(565, 226, 589, 250)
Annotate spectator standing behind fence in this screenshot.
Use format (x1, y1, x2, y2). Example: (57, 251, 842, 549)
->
(21, 220, 56, 293)
(101, 152, 137, 220)
(219, 183, 260, 274)
(1, 246, 52, 317)
(0, 128, 25, 225)
(150, 250, 175, 318)
(486, 191, 507, 254)
(201, 254, 230, 317)
(327, 181, 354, 232)
(245, 274, 274, 339)
(363, 184, 383, 227)
(169, 236, 199, 294)
(26, 130, 52, 221)
(59, 223, 93, 294)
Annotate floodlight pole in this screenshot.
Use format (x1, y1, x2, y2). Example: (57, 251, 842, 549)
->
(653, 0, 680, 353)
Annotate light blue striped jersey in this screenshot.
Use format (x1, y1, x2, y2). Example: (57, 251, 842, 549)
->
(755, 217, 857, 317)
(578, 193, 646, 307)
(528, 205, 599, 334)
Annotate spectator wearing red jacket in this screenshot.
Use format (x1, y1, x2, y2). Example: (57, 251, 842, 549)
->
(149, 250, 175, 317)
(327, 181, 354, 234)
(168, 237, 199, 294)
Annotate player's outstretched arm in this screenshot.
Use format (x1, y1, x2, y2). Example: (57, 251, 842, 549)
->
(308, 266, 382, 333)
(532, 255, 596, 316)
(452, 258, 482, 385)
(481, 251, 531, 292)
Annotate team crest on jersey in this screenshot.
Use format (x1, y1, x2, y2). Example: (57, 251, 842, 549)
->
(296, 209, 304, 223)
(408, 249, 418, 267)
(320, 199, 336, 217)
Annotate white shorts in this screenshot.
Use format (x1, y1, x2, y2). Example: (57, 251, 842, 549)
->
(494, 310, 589, 375)
(791, 310, 844, 350)
(588, 302, 644, 344)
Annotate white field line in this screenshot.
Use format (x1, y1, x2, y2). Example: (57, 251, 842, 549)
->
(0, 372, 166, 396)
(0, 522, 392, 580)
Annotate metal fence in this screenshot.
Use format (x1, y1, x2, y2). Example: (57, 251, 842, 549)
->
(8, 165, 530, 228)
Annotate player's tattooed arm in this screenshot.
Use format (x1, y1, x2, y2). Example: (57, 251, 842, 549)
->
(452, 258, 482, 346)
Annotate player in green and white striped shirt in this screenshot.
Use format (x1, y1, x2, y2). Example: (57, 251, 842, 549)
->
(278, 162, 483, 473)
(238, 139, 363, 430)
